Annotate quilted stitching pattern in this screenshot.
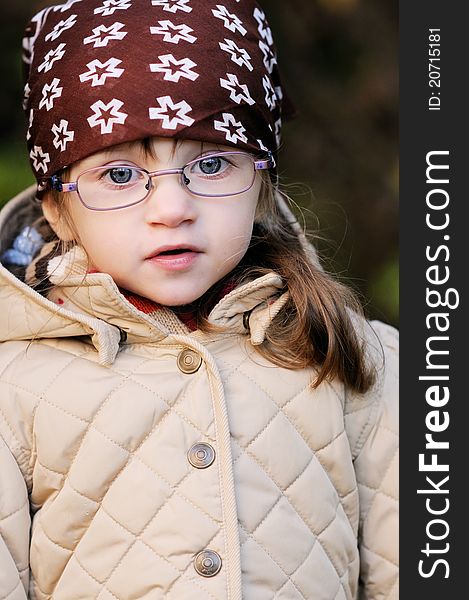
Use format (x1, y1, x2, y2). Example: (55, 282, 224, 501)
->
(23, 346, 227, 599)
(209, 339, 360, 599)
(0, 319, 398, 599)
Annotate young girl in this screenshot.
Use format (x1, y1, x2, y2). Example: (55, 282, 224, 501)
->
(0, 1, 398, 599)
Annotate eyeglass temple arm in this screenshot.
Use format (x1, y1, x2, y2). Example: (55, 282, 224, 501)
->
(61, 182, 77, 192)
(37, 175, 77, 193)
(254, 152, 276, 170)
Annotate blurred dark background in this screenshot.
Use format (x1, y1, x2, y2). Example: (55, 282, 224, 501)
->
(0, 0, 398, 326)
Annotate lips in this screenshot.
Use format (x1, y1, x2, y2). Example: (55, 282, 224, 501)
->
(145, 244, 202, 271)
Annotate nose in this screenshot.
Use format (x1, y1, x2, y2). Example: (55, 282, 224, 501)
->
(143, 172, 197, 227)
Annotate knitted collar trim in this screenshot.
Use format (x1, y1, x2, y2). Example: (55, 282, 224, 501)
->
(122, 279, 237, 331)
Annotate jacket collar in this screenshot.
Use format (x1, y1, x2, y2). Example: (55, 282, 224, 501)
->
(0, 186, 287, 364)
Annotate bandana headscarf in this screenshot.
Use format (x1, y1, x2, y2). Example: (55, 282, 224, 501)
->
(22, 0, 294, 182)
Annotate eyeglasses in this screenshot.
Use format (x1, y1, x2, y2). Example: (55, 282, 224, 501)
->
(43, 151, 275, 211)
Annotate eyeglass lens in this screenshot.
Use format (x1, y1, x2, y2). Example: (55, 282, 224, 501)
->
(76, 153, 257, 210)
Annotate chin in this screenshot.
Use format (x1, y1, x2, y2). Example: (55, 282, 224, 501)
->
(151, 288, 206, 307)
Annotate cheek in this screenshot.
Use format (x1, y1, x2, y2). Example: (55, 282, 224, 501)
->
(221, 188, 259, 238)
(68, 209, 132, 266)
(216, 206, 256, 260)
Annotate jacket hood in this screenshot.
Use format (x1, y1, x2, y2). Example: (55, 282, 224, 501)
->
(0, 187, 293, 364)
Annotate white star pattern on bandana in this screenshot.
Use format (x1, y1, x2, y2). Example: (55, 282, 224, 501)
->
(53, 0, 83, 12)
(52, 119, 75, 151)
(39, 78, 63, 111)
(151, 0, 192, 13)
(30, 145, 50, 174)
(150, 54, 199, 82)
(253, 7, 273, 46)
(23, 83, 31, 111)
(83, 22, 128, 47)
(259, 40, 277, 74)
(80, 58, 125, 87)
(274, 117, 282, 146)
(214, 113, 248, 144)
(26, 110, 34, 141)
(263, 75, 277, 110)
(25, 0, 286, 178)
(150, 20, 197, 44)
(219, 39, 253, 71)
(149, 96, 195, 129)
(22, 8, 54, 70)
(94, 0, 132, 16)
(212, 5, 247, 36)
(45, 14, 77, 42)
(38, 43, 66, 73)
(88, 98, 128, 134)
(220, 74, 255, 106)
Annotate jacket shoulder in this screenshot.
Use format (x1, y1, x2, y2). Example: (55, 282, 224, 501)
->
(344, 320, 399, 459)
(0, 338, 96, 482)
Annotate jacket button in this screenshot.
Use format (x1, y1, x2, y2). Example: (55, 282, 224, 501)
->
(177, 349, 202, 374)
(188, 443, 216, 469)
(194, 549, 222, 577)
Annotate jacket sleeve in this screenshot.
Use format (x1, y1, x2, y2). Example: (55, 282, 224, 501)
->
(0, 341, 35, 599)
(345, 320, 399, 600)
(0, 434, 30, 600)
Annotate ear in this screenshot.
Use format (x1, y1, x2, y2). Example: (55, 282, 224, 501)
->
(41, 195, 75, 242)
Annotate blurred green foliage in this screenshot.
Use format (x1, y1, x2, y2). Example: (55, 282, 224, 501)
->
(370, 256, 399, 324)
(0, 0, 398, 326)
(0, 144, 34, 202)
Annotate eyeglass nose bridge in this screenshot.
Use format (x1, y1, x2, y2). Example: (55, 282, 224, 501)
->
(145, 167, 186, 192)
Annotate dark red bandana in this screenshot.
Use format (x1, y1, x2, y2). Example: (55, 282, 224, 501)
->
(22, 0, 294, 182)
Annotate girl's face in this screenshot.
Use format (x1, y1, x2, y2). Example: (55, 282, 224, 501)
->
(44, 137, 261, 306)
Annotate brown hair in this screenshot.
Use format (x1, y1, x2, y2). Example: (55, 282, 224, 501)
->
(41, 140, 375, 394)
(191, 176, 376, 393)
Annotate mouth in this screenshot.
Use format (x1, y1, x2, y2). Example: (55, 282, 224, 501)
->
(146, 245, 202, 259)
(145, 245, 202, 271)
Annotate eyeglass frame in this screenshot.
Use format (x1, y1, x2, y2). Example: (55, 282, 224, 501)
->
(39, 150, 276, 212)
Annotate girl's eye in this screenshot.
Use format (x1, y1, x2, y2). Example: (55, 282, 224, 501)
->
(107, 167, 135, 184)
(195, 156, 229, 176)
(199, 157, 222, 175)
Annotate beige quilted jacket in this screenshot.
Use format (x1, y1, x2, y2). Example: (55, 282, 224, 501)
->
(0, 189, 398, 600)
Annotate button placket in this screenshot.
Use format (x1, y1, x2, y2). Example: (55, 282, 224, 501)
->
(175, 346, 223, 581)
